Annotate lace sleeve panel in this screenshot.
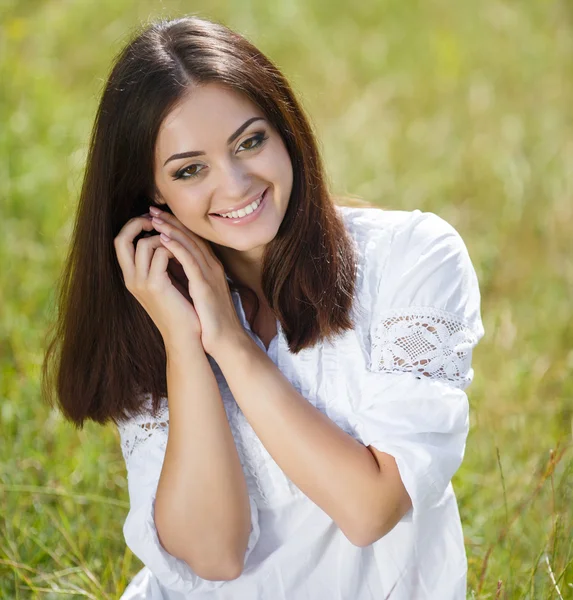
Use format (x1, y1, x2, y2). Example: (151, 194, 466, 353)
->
(370, 306, 480, 390)
(117, 396, 169, 472)
(367, 210, 485, 390)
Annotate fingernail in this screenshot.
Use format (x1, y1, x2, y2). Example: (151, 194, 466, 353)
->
(140, 213, 151, 219)
(160, 233, 171, 242)
(149, 206, 161, 216)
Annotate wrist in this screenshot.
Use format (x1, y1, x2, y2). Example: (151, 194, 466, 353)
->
(208, 329, 255, 365)
(164, 335, 206, 361)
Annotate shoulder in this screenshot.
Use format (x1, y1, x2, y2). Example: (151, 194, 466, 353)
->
(336, 204, 463, 255)
(336, 204, 412, 244)
(335, 204, 413, 285)
(336, 205, 466, 290)
(336, 204, 483, 335)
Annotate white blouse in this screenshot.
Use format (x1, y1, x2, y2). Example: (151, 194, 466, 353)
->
(117, 206, 485, 600)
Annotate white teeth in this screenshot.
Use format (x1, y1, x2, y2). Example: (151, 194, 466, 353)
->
(218, 193, 263, 218)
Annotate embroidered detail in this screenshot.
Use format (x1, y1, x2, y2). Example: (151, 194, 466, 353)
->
(226, 399, 304, 506)
(370, 307, 478, 389)
(118, 395, 169, 467)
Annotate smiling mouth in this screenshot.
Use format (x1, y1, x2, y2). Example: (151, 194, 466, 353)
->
(210, 188, 268, 218)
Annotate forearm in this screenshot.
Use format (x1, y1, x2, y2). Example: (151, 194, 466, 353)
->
(154, 339, 251, 579)
(213, 334, 388, 545)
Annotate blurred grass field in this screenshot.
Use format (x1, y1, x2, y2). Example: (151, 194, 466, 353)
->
(1, 0, 572, 598)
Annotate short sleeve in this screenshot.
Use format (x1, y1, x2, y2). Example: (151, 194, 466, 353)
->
(116, 397, 261, 594)
(348, 210, 485, 519)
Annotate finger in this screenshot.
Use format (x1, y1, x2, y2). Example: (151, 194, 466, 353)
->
(152, 222, 212, 280)
(151, 212, 215, 267)
(159, 235, 205, 290)
(114, 216, 155, 281)
(134, 234, 164, 281)
(148, 245, 173, 283)
(150, 208, 192, 237)
(147, 245, 192, 302)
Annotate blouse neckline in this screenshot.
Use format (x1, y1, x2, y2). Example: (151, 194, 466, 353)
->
(230, 287, 281, 356)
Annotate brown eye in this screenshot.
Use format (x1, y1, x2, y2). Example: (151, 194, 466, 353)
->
(238, 133, 268, 153)
(183, 165, 201, 176)
(173, 163, 206, 180)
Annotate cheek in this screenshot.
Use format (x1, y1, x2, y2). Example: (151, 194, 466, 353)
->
(262, 142, 293, 186)
(161, 184, 209, 218)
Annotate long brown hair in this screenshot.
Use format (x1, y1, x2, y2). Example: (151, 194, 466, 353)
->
(42, 15, 378, 428)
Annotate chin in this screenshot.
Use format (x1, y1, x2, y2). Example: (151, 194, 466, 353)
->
(227, 236, 273, 253)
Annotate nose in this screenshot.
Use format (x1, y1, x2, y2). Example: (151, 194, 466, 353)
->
(214, 159, 252, 203)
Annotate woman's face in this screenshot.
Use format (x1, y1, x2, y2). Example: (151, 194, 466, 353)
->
(153, 83, 293, 253)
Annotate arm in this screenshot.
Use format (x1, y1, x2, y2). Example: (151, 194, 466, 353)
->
(154, 338, 252, 579)
(211, 334, 411, 547)
(209, 212, 484, 548)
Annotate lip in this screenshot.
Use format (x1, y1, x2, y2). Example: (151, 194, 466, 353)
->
(210, 188, 269, 225)
(210, 187, 269, 216)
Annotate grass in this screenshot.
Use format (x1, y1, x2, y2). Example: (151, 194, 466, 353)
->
(1, 0, 572, 597)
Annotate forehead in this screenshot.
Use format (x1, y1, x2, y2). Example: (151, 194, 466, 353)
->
(156, 83, 263, 155)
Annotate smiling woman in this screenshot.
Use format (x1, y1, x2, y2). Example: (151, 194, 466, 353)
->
(41, 14, 484, 600)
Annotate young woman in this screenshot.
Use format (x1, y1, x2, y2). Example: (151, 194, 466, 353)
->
(42, 15, 485, 599)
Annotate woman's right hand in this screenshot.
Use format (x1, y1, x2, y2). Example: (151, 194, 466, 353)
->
(114, 214, 202, 346)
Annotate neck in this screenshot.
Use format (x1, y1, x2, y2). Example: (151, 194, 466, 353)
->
(211, 242, 265, 298)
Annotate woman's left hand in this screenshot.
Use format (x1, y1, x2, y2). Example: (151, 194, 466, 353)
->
(149, 206, 248, 358)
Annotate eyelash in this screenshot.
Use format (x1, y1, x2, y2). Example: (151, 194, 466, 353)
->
(172, 132, 269, 181)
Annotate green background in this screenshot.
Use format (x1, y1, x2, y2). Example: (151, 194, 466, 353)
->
(1, 0, 572, 598)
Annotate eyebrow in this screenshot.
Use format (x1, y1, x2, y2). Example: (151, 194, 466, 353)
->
(162, 117, 266, 167)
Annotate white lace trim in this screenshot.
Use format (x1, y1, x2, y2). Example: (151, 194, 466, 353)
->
(118, 394, 169, 467)
(370, 306, 478, 389)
